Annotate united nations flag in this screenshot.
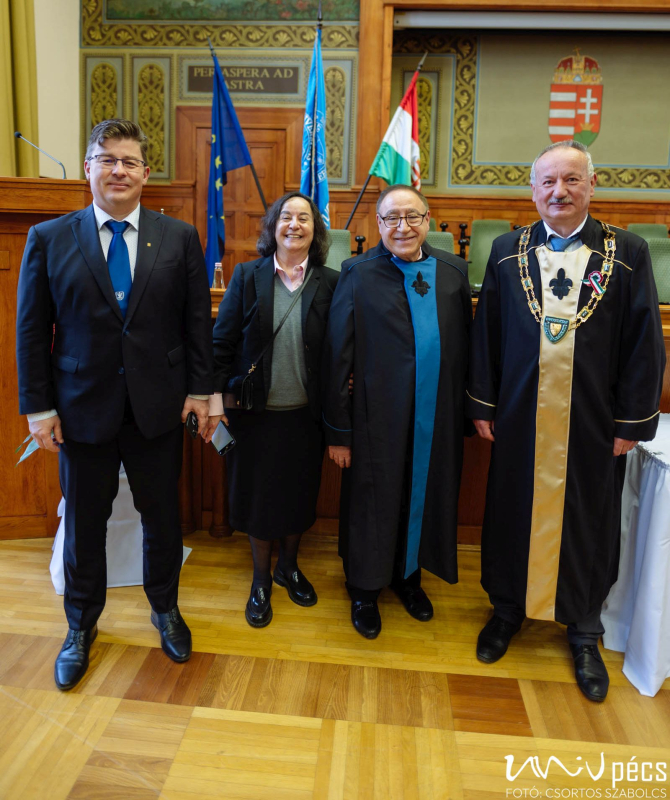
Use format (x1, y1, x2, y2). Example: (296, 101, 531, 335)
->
(205, 48, 253, 285)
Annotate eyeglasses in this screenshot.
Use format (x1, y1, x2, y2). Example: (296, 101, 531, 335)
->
(88, 155, 146, 171)
(379, 212, 428, 228)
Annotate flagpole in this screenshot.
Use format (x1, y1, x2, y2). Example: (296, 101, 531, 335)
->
(309, 1, 323, 201)
(207, 38, 268, 212)
(344, 52, 428, 231)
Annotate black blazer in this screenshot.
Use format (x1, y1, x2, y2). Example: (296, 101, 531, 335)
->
(212, 255, 340, 420)
(16, 204, 213, 443)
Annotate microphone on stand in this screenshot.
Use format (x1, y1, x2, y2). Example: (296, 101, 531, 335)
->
(14, 132, 67, 179)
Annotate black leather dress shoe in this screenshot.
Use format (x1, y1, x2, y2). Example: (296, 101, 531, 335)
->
(392, 584, 433, 621)
(476, 615, 522, 663)
(54, 625, 98, 691)
(151, 607, 191, 662)
(273, 567, 317, 607)
(351, 600, 382, 639)
(245, 585, 273, 628)
(570, 644, 609, 702)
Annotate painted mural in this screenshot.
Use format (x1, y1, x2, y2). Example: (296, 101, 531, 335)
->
(105, 0, 360, 22)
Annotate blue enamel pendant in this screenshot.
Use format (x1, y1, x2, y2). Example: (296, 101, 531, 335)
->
(543, 316, 570, 343)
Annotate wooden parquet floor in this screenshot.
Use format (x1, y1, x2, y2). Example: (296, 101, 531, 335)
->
(0, 528, 669, 800)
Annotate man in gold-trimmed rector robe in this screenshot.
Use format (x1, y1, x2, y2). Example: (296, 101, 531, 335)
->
(467, 140, 665, 702)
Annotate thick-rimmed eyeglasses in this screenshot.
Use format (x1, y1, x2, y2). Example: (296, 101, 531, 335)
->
(379, 212, 428, 228)
(88, 155, 146, 172)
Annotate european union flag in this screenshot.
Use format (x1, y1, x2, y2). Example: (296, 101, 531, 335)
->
(205, 50, 253, 284)
(300, 27, 330, 228)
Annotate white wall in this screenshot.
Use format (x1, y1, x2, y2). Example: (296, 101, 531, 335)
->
(34, 0, 80, 179)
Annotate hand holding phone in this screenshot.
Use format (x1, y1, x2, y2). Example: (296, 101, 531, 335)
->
(185, 411, 198, 439)
(211, 419, 236, 455)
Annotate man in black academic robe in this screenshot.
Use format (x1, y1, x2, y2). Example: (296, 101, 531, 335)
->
(467, 140, 665, 701)
(323, 184, 471, 639)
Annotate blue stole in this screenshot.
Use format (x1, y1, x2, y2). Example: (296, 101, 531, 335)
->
(390, 254, 441, 578)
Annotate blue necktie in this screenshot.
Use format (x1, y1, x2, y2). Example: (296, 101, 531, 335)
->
(548, 233, 580, 252)
(105, 220, 132, 317)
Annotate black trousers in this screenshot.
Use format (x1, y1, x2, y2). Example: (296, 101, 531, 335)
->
(346, 568, 421, 603)
(59, 411, 184, 630)
(490, 594, 606, 646)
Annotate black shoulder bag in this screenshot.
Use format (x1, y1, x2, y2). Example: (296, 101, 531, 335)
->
(224, 268, 313, 410)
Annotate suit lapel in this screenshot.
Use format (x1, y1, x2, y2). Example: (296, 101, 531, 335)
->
(253, 256, 275, 391)
(125, 206, 162, 324)
(71, 205, 124, 322)
(300, 266, 320, 334)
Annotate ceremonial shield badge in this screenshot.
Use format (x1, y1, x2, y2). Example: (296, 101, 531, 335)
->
(548, 50, 603, 147)
(543, 316, 570, 343)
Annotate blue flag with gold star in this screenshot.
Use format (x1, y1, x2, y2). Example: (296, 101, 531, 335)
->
(205, 51, 253, 284)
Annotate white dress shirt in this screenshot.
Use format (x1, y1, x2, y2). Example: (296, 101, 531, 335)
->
(93, 201, 141, 277)
(543, 217, 588, 252)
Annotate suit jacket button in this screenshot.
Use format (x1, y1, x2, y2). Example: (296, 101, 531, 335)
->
(118, 367, 125, 374)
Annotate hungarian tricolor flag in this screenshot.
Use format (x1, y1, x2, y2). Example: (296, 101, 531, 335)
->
(369, 71, 421, 189)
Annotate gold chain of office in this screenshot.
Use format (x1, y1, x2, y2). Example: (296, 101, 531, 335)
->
(517, 220, 616, 330)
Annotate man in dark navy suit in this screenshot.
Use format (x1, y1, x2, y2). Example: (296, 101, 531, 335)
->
(16, 119, 213, 690)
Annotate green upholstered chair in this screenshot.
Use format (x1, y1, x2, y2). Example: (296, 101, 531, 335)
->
(326, 229, 352, 272)
(425, 230, 455, 254)
(468, 219, 511, 291)
(628, 223, 669, 241)
(647, 237, 670, 303)
(429, 217, 437, 231)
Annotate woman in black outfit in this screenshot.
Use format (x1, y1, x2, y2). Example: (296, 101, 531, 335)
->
(207, 192, 339, 627)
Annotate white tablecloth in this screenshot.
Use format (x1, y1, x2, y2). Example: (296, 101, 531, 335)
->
(602, 414, 670, 697)
(50, 467, 191, 594)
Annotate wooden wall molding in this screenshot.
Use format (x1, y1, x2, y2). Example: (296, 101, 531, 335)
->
(355, 0, 670, 186)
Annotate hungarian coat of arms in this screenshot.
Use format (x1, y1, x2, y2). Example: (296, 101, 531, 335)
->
(548, 49, 603, 147)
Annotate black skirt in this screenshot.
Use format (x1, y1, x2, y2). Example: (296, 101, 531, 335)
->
(225, 406, 324, 540)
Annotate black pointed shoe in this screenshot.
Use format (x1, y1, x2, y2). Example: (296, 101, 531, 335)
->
(245, 584, 273, 628)
(570, 644, 609, 702)
(351, 599, 382, 639)
(151, 607, 191, 662)
(392, 584, 434, 621)
(273, 567, 317, 607)
(54, 625, 98, 691)
(476, 614, 522, 663)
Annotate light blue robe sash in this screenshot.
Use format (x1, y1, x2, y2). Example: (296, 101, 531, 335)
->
(390, 254, 441, 578)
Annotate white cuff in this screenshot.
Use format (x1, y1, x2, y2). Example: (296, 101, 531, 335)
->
(188, 394, 209, 401)
(27, 409, 58, 422)
(209, 393, 224, 416)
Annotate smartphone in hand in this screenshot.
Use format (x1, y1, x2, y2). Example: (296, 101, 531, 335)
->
(185, 411, 198, 439)
(211, 419, 236, 456)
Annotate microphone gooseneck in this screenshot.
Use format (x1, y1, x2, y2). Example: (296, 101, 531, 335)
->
(14, 132, 67, 179)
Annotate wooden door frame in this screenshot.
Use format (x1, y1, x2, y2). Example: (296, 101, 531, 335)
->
(356, 0, 670, 187)
(176, 105, 304, 189)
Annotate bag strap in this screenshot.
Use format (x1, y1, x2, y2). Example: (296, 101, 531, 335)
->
(247, 266, 313, 375)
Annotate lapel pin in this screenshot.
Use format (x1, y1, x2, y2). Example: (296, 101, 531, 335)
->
(147, 243, 151, 247)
